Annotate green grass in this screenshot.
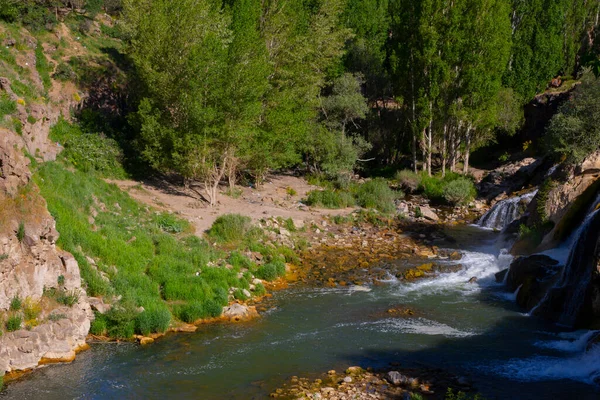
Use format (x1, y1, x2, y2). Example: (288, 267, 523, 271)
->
(207, 214, 257, 245)
(9, 295, 21, 311)
(35, 43, 51, 92)
(255, 260, 286, 281)
(16, 221, 25, 242)
(0, 93, 16, 120)
(354, 178, 400, 213)
(304, 189, 355, 209)
(33, 162, 256, 338)
(49, 118, 127, 178)
(5, 314, 22, 332)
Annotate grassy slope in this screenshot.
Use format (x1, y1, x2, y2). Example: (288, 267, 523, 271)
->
(0, 15, 290, 339)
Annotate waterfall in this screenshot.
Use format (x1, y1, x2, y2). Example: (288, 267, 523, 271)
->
(478, 191, 537, 230)
(531, 193, 600, 326)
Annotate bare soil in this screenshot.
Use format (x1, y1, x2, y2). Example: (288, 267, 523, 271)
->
(109, 174, 353, 234)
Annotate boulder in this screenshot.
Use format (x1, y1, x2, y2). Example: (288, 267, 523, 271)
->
(222, 303, 259, 322)
(385, 371, 409, 386)
(419, 206, 439, 222)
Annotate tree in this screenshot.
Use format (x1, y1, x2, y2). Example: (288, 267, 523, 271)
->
(545, 71, 600, 164)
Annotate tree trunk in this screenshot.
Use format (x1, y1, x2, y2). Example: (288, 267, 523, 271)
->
(442, 124, 447, 177)
(463, 125, 472, 175)
(427, 118, 432, 176)
(421, 126, 427, 173)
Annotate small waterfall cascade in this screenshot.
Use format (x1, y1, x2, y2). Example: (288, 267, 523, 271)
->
(532, 193, 600, 326)
(478, 191, 537, 230)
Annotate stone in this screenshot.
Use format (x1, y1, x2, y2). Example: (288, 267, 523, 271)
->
(222, 303, 259, 322)
(242, 289, 252, 298)
(346, 366, 362, 374)
(88, 297, 111, 314)
(419, 206, 439, 222)
(343, 376, 353, 383)
(449, 251, 462, 261)
(506, 255, 561, 311)
(495, 269, 508, 283)
(139, 337, 154, 345)
(467, 276, 477, 284)
(385, 371, 408, 385)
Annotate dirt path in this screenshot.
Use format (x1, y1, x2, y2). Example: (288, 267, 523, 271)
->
(109, 174, 353, 234)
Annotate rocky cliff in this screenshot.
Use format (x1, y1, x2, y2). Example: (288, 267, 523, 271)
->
(0, 24, 91, 377)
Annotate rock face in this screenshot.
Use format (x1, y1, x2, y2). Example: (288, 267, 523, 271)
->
(505, 255, 561, 311)
(0, 128, 91, 375)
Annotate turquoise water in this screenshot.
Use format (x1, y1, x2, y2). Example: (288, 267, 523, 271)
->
(5, 226, 600, 399)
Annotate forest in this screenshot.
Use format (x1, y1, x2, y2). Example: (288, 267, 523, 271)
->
(1, 0, 599, 204)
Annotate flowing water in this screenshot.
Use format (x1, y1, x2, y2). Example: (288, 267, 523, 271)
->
(477, 191, 537, 230)
(4, 226, 600, 400)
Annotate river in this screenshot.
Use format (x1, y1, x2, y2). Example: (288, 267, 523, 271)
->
(4, 225, 600, 399)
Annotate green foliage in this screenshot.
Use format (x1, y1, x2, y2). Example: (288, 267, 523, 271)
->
(33, 162, 242, 338)
(53, 62, 76, 81)
(207, 214, 254, 245)
(16, 221, 25, 242)
(174, 300, 222, 323)
(304, 189, 355, 209)
(135, 304, 171, 335)
(255, 260, 286, 281)
(35, 44, 51, 92)
(442, 178, 476, 205)
(395, 169, 421, 193)
(354, 178, 398, 213)
(155, 213, 188, 234)
(90, 316, 107, 336)
(57, 274, 65, 286)
(445, 388, 485, 400)
(50, 119, 126, 178)
(0, 93, 17, 120)
(545, 72, 600, 164)
(9, 295, 21, 311)
(22, 298, 41, 321)
(5, 314, 22, 332)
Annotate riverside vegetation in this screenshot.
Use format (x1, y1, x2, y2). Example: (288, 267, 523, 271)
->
(0, 0, 600, 397)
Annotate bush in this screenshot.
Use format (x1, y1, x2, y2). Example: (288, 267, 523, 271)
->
(6, 315, 22, 332)
(16, 221, 25, 242)
(395, 169, 421, 193)
(0, 93, 16, 120)
(442, 178, 476, 205)
(304, 189, 355, 209)
(175, 299, 222, 323)
(255, 260, 286, 281)
(23, 298, 41, 321)
(419, 174, 445, 200)
(135, 305, 171, 335)
(207, 214, 253, 244)
(90, 316, 107, 336)
(545, 72, 600, 164)
(50, 119, 126, 178)
(354, 178, 399, 213)
(53, 62, 76, 81)
(155, 213, 188, 233)
(9, 295, 21, 311)
(56, 289, 80, 307)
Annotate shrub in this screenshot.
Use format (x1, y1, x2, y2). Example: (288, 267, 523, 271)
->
(90, 316, 107, 336)
(395, 169, 421, 192)
(35, 44, 51, 91)
(233, 288, 248, 301)
(6, 315, 22, 332)
(0, 93, 16, 120)
(354, 178, 399, 213)
(255, 260, 286, 281)
(304, 190, 355, 209)
(56, 289, 80, 307)
(23, 298, 41, 321)
(252, 282, 266, 296)
(207, 214, 253, 244)
(10, 295, 21, 311)
(443, 178, 476, 205)
(175, 299, 222, 323)
(135, 305, 171, 335)
(419, 174, 445, 200)
(155, 213, 188, 233)
(53, 62, 76, 81)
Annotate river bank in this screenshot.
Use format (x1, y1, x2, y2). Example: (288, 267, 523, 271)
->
(4, 222, 600, 400)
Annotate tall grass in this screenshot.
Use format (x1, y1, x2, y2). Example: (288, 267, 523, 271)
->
(34, 162, 255, 338)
